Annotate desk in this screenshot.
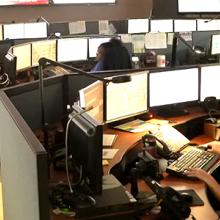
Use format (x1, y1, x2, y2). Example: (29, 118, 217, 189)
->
(51, 107, 219, 220)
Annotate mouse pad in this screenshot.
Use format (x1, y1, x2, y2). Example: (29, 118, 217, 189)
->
(178, 189, 204, 206)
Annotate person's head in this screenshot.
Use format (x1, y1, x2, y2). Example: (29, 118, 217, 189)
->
(96, 42, 113, 61)
(109, 38, 123, 47)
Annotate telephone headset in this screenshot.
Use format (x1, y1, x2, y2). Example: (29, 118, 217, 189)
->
(142, 133, 173, 159)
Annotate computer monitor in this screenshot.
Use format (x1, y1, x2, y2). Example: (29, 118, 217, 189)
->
(57, 38, 88, 62)
(32, 40, 57, 66)
(0, 39, 14, 69)
(105, 70, 148, 123)
(88, 37, 111, 58)
(53, 0, 115, 4)
(67, 104, 103, 195)
(0, 90, 49, 220)
(200, 65, 220, 101)
(210, 34, 220, 56)
(0, 0, 49, 5)
(12, 43, 32, 72)
(178, 0, 220, 12)
(149, 67, 199, 109)
(3, 52, 17, 85)
(3, 23, 25, 40)
(24, 22, 48, 39)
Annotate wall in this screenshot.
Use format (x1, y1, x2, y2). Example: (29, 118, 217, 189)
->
(0, 0, 153, 23)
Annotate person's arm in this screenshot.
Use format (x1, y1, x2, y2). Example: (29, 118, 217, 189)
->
(186, 168, 220, 202)
(209, 144, 220, 155)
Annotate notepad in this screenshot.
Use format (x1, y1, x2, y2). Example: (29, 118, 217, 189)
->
(103, 149, 119, 159)
(103, 134, 117, 147)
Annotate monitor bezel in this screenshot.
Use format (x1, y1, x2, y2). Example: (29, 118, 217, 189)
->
(67, 104, 103, 195)
(148, 66, 200, 109)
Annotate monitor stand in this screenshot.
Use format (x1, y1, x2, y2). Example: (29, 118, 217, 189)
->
(76, 174, 138, 219)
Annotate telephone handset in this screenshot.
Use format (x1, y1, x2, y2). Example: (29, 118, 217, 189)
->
(142, 125, 190, 159)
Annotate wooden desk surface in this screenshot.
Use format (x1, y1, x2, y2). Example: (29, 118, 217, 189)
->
(51, 107, 219, 220)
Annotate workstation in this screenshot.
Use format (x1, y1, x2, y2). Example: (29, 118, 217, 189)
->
(0, 1, 220, 220)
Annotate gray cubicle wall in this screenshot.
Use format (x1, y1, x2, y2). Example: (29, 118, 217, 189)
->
(4, 69, 146, 130)
(0, 90, 49, 220)
(3, 75, 66, 130)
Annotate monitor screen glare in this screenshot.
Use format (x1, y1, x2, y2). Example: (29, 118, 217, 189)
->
(106, 71, 148, 123)
(149, 68, 199, 107)
(57, 38, 88, 62)
(200, 65, 220, 101)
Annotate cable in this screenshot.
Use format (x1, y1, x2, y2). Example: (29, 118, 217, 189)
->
(65, 114, 82, 194)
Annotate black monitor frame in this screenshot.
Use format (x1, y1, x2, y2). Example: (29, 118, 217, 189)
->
(67, 104, 103, 195)
(3, 52, 17, 85)
(0, 39, 14, 71)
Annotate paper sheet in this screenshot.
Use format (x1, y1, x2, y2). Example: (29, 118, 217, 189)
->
(145, 33, 167, 49)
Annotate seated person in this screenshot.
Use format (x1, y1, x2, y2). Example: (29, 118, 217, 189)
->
(186, 144, 220, 213)
(90, 38, 132, 72)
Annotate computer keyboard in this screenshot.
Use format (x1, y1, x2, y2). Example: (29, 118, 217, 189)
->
(166, 147, 219, 177)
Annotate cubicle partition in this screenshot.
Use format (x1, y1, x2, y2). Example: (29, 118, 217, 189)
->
(0, 90, 49, 220)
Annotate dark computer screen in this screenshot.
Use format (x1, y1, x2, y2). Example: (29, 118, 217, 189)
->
(200, 65, 220, 101)
(3, 52, 17, 85)
(67, 104, 103, 195)
(0, 40, 14, 71)
(149, 67, 199, 107)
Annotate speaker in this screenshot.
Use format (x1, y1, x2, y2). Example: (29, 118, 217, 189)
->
(203, 96, 218, 112)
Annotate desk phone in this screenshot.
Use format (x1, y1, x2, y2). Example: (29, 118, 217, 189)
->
(143, 125, 190, 158)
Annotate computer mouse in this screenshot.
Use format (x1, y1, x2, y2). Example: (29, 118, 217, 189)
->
(181, 192, 193, 204)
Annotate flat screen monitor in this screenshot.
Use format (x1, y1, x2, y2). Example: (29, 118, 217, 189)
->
(3, 52, 17, 85)
(105, 70, 148, 123)
(210, 34, 220, 55)
(67, 104, 103, 195)
(32, 40, 56, 66)
(0, 0, 49, 5)
(0, 25, 3, 40)
(149, 68, 199, 107)
(0, 39, 14, 67)
(150, 19, 173, 33)
(178, 0, 220, 13)
(24, 22, 47, 39)
(53, 0, 115, 4)
(57, 38, 88, 62)
(0, 91, 49, 220)
(12, 43, 31, 72)
(3, 23, 25, 40)
(200, 65, 220, 101)
(128, 18, 149, 34)
(88, 37, 111, 58)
